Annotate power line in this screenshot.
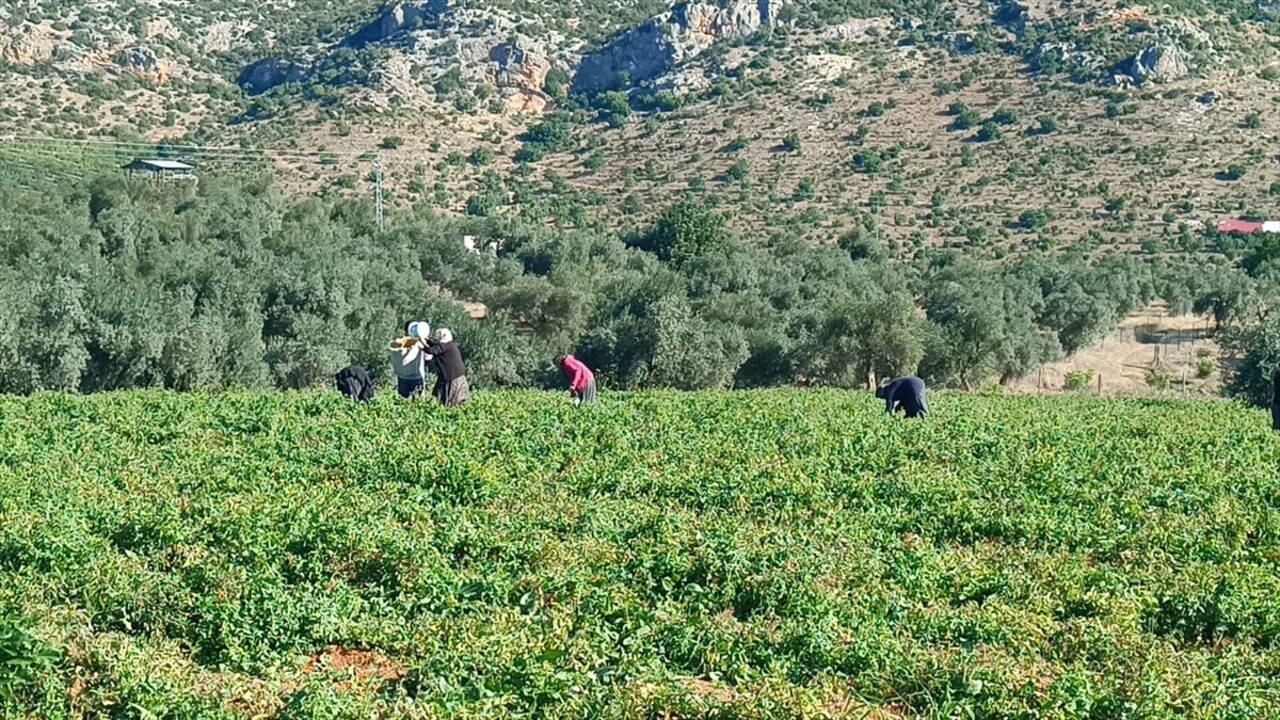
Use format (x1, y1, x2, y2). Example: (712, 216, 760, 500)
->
(375, 158, 384, 231)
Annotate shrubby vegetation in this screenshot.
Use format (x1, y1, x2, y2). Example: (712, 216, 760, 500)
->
(0, 173, 1275, 401)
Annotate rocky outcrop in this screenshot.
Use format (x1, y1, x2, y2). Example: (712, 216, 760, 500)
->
(1032, 42, 1102, 73)
(992, 0, 1028, 32)
(1259, 1, 1280, 18)
(491, 38, 551, 113)
(113, 46, 174, 83)
(344, 0, 450, 48)
(118, 46, 161, 73)
(572, 0, 783, 95)
(1116, 43, 1188, 85)
(820, 18, 894, 42)
(238, 57, 310, 95)
(0, 23, 58, 65)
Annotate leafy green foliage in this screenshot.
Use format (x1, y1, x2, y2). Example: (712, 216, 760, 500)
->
(1063, 369, 1095, 392)
(1196, 356, 1215, 379)
(975, 121, 1002, 143)
(852, 149, 884, 174)
(0, 171, 1266, 400)
(1221, 310, 1280, 406)
(950, 106, 983, 131)
(1018, 208, 1053, 230)
(990, 108, 1019, 126)
(1146, 368, 1173, 390)
(0, 619, 58, 703)
(517, 113, 577, 161)
(630, 200, 732, 266)
(1220, 165, 1248, 181)
(3, 390, 1280, 717)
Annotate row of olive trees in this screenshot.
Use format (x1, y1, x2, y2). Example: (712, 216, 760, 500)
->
(471, 199, 1222, 393)
(0, 173, 1269, 399)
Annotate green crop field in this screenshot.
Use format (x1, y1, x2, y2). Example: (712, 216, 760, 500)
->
(2, 390, 1279, 719)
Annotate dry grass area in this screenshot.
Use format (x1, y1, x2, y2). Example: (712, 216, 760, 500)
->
(1007, 306, 1224, 398)
(544, 49, 1280, 248)
(221, 38, 1280, 253)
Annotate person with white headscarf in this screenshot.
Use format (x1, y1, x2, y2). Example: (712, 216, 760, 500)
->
(389, 320, 431, 399)
(422, 327, 470, 406)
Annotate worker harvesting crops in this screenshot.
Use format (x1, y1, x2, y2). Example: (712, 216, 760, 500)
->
(389, 321, 431, 399)
(556, 354, 596, 406)
(421, 328, 470, 407)
(877, 376, 929, 419)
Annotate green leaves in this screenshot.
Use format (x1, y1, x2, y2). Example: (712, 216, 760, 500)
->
(0, 619, 58, 703)
(4, 383, 1280, 716)
(630, 199, 733, 267)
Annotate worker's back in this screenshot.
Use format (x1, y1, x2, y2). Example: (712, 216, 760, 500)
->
(881, 376, 928, 418)
(389, 337, 424, 380)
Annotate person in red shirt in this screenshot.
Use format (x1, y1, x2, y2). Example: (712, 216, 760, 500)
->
(555, 354, 596, 406)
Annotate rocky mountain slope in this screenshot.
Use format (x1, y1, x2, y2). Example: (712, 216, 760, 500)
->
(1, 0, 1278, 252)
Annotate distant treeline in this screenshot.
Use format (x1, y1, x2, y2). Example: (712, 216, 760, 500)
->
(0, 174, 1277, 404)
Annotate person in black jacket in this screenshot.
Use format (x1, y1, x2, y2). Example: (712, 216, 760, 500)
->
(1272, 370, 1279, 431)
(422, 328, 470, 407)
(876, 376, 929, 419)
(335, 365, 375, 402)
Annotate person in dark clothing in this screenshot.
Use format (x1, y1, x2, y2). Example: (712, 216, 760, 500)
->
(1272, 370, 1279, 431)
(422, 328, 470, 407)
(335, 365, 375, 402)
(877, 376, 929, 419)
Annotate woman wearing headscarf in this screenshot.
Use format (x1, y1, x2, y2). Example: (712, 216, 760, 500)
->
(389, 321, 430, 399)
(423, 328, 470, 407)
(555, 354, 596, 406)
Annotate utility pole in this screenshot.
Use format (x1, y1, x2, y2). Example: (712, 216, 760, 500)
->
(374, 157, 384, 231)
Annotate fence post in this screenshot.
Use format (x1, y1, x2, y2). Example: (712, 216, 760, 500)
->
(1038, 368, 1043, 394)
(1097, 373, 1103, 396)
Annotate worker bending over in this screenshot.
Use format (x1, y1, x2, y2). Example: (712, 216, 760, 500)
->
(877, 376, 929, 419)
(1272, 370, 1279, 431)
(556, 354, 596, 406)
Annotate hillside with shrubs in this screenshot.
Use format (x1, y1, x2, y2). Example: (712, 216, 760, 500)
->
(0, 0, 1278, 251)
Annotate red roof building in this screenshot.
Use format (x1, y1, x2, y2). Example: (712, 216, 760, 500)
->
(1217, 219, 1265, 234)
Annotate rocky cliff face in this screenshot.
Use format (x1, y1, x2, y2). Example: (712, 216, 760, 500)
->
(344, 0, 451, 49)
(116, 46, 170, 82)
(238, 57, 310, 95)
(572, 0, 783, 95)
(1116, 43, 1188, 85)
(991, 0, 1029, 32)
(491, 39, 552, 113)
(0, 23, 59, 65)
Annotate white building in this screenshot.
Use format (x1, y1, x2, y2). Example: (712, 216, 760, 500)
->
(1265, 221, 1280, 234)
